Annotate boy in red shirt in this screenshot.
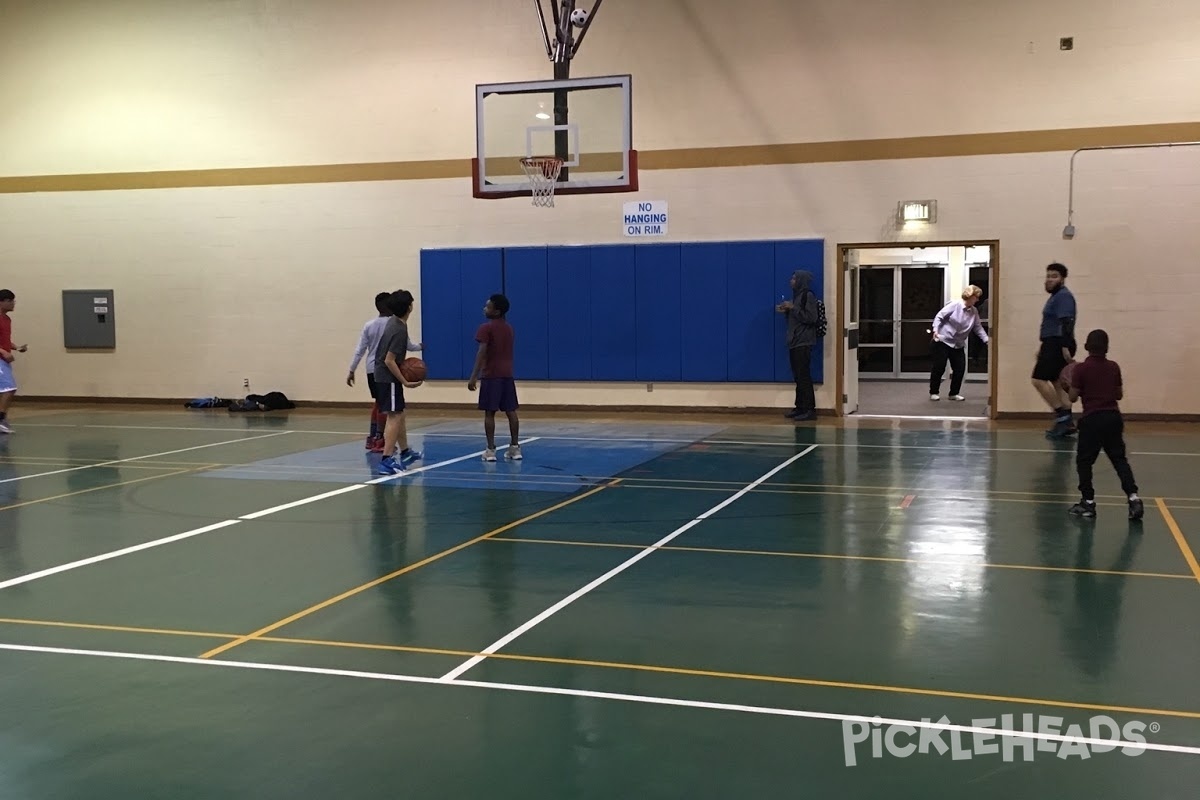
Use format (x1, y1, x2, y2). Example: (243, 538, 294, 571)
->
(0, 290, 29, 434)
(468, 294, 521, 462)
(1067, 329, 1142, 520)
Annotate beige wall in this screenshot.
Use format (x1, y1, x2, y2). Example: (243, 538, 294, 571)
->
(1, 0, 1198, 414)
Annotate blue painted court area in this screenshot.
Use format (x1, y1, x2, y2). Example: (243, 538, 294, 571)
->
(200, 420, 727, 494)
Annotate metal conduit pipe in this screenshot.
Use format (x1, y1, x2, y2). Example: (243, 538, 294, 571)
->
(1063, 141, 1200, 239)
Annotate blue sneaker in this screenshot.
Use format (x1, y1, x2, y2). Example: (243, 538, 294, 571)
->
(399, 449, 423, 467)
(377, 456, 404, 475)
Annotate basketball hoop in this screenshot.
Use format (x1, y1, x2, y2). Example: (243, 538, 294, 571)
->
(519, 156, 564, 207)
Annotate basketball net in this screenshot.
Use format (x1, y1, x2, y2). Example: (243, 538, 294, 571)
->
(520, 156, 564, 207)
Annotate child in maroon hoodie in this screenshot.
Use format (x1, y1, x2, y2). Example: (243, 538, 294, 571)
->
(1066, 329, 1143, 520)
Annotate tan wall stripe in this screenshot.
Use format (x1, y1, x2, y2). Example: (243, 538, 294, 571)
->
(2, 121, 1198, 194)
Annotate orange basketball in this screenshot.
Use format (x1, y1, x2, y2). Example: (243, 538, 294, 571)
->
(1058, 360, 1077, 389)
(400, 357, 426, 383)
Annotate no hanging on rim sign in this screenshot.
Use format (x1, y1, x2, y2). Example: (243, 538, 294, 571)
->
(623, 201, 668, 237)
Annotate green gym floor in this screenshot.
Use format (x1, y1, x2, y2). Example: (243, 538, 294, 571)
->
(0, 404, 1197, 798)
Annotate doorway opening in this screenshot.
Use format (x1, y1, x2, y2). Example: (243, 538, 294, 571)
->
(836, 241, 999, 420)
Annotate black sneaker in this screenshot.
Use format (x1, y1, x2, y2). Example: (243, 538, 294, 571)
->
(1046, 419, 1072, 439)
(1128, 498, 1144, 521)
(1069, 501, 1097, 518)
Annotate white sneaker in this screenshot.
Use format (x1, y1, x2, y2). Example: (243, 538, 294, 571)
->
(0, 421, 11, 434)
(950, 395, 966, 401)
(505, 445, 522, 461)
(481, 448, 496, 462)
(930, 394, 939, 401)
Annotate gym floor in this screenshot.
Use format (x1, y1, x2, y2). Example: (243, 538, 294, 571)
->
(1, 404, 1197, 798)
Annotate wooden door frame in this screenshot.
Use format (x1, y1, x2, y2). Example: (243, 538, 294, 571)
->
(834, 240, 1001, 419)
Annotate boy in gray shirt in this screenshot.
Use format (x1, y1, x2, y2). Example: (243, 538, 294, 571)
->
(374, 290, 424, 474)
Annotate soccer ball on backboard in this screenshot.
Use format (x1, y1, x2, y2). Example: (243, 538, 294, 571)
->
(570, 8, 589, 26)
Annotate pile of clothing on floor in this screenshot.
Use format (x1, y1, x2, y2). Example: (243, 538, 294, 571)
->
(184, 392, 295, 412)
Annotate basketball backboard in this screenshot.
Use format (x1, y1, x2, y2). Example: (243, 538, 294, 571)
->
(472, 74, 636, 200)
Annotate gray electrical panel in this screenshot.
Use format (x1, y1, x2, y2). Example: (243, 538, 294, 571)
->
(62, 290, 116, 349)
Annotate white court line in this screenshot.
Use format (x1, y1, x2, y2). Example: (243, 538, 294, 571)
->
(237, 438, 540, 520)
(438, 444, 820, 682)
(0, 521, 243, 589)
(0, 642, 1196, 757)
(0, 431, 295, 485)
(237, 485, 368, 521)
(0, 438, 541, 588)
(15, 421, 1200, 457)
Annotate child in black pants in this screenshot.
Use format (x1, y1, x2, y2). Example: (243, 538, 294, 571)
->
(1066, 329, 1143, 520)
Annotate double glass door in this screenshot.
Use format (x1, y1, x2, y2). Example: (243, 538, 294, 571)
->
(857, 265, 990, 378)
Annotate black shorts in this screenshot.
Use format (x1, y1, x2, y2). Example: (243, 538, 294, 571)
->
(374, 380, 405, 414)
(366, 374, 378, 405)
(478, 377, 519, 413)
(1032, 337, 1075, 381)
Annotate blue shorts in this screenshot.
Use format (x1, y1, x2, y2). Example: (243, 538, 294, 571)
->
(0, 360, 15, 394)
(478, 377, 518, 413)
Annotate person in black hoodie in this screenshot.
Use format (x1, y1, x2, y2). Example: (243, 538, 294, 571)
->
(776, 270, 820, 421)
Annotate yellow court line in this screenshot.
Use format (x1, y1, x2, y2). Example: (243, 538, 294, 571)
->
(2, 615, 1196, 721)
(0, 617, 234, 640)
(0, 467, 207, 512)
(484, 536, 1196, 581)
(28, 455, 1200, 506)
(0, 458, 177, 471)
(259, 635, 1200, 722)
(614, 483, 1149, 509)
(197, 479, 623, 659)
(1157, 498, 1200, 585)
(602, 480, 1140, 507)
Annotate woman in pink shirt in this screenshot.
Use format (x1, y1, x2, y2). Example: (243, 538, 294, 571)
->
(929, 285, 989, 401)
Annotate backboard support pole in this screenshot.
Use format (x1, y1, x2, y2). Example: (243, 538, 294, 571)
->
(532, 0, 553, 60)
(552, 0, 575, 183)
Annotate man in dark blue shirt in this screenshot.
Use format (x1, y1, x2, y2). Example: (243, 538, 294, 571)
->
(1031, 263, 1078, 438)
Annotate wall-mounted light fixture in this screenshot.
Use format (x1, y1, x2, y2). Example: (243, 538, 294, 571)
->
(897, 200, 937, 226)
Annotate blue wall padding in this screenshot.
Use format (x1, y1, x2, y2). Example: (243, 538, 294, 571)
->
(546, 246, 593, 380)
(725, 241, 777, 382)
(679, 243, 729, 382)
(634, 243, 683, 381)
(418, 238, 825, 385)
(417, 249, 463, 380)
(502, 247, 550, 380)
(588, 245, 638, 381)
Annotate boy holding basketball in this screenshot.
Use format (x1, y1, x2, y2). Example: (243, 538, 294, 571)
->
(468, 294, 521, 462)
(374, 290, 424, 475)
(1066, 329, 1143, 520)
(347, 291, 423, 452)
